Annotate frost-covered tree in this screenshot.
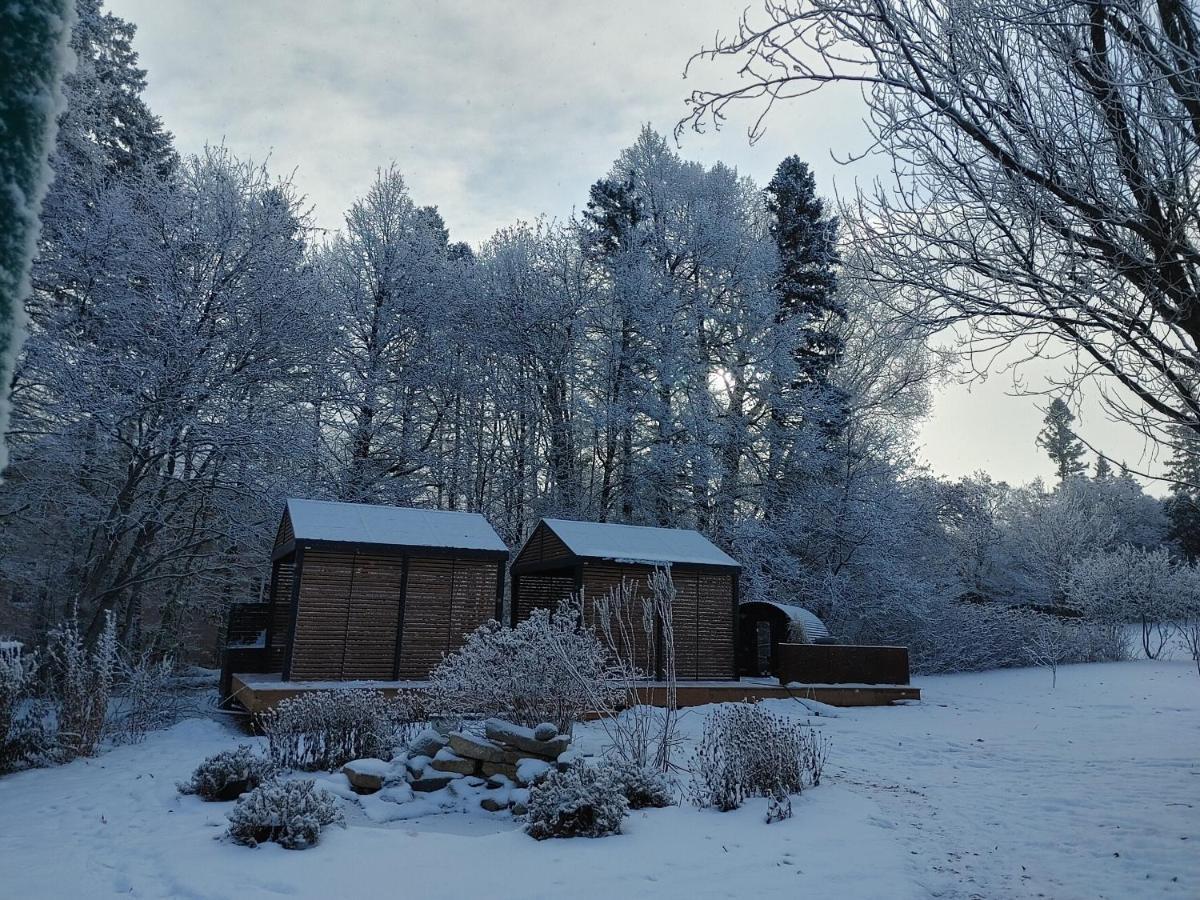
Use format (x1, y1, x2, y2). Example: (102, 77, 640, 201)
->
(683, 0, 1200, 448)
(1037, 399, 1088, 482)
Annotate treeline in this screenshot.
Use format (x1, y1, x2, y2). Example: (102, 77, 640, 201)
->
(0, 1, 1190, 672)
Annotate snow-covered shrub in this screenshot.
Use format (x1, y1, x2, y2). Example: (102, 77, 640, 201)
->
(427, 599, 625, 734)
(226, 778, 343, 849)
(599, 758, 675, 809)
(49, 612, 116, 759)
(0, 641, 53, 774)
(108, 653, 185, 745)
(1068, 545, 1180, 659)
(178, 745, 276, 801)
(259, 689, 416, 771)
(525, 764, 628, 840)
(687, 703, 829, 818)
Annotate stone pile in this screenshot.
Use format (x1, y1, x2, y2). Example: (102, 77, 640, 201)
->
(428, 718, 569, 785)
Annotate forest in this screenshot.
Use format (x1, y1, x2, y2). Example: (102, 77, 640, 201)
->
(2, 0, 1200, 677)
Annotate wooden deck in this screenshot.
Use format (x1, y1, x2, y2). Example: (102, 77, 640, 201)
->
(229, 672, 919, 716)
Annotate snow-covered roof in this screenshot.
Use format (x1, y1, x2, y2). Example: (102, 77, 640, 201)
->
(285, 499, 508, 554)
(743, 600, 831, 642)
(541, 518, 739, 568)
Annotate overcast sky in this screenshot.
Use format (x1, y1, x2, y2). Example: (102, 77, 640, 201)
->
(108, 0, 1165, 489)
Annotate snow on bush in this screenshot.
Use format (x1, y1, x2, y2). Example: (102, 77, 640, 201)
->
(687, 703, 829, 820)
(260, 689, 417, 772)
(1068, 545, 1182, 659)
(178, 745, 275, 801)
(108, 652, 186, 745)
(525, 764, 628, 840)
(226, 778, 344, 849)
(427, 599, 625, 734)
(49, 611, 116, 760)
(600, 758, 675, 810)
(0, 640, 51, 773)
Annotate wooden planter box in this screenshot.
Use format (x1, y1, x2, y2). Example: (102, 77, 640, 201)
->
(777, 643, 911, 686)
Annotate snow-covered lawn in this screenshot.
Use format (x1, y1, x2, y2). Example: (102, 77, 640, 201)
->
(0, 659, 1195, 899)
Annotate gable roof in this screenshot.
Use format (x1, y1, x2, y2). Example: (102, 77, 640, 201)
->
(284, 499, 508, 554)
(537, 518, 739, 569)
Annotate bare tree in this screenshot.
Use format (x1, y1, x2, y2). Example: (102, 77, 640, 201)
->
(682, 0, 1200, 447)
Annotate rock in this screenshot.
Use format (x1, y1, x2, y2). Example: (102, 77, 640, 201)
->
(406, 754, 432, 778)
(515, 757, 554, 787)
(533, 722, 558, 741)
(465, 776, 486, 788)
(484, 718, 570, 759)
(430, 748, 479, 776)
(485, 774, 513, 790)
(342, 758, 391, 794)
(511, 801, 528, 816)
(409, 727, 449, 758)
(448, 778, 479, 798)
(410, 774, 458, 793)
(480, 761, 518, 781)
(449, 731, 506, 763)
(480, 795, 510, 812)
(378, 783, 414, 805)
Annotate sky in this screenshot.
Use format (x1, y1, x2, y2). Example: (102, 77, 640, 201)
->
(107, 0, 1166, 490)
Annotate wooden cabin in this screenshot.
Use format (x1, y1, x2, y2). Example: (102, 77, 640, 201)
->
(510, 518, 740, 680)
(738, 600, 833, 677)
(221, 499, 508, 698)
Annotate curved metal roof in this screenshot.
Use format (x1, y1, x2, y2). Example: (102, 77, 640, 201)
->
(741, 600, 831, 642)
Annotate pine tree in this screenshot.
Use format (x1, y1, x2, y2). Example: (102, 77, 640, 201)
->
(1166, 425, 1200, 560)
(1093, 456, 1113, 480)
(765, 156, 843, 388)
(1036, 398, 1088, 481)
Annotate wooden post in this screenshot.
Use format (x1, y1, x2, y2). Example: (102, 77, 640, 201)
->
(392, 555, 410, 680)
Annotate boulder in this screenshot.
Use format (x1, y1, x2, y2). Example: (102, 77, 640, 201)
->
(485, 773, 513, 790)
(511, 801, 528, 816)
(406, 754, 432, 778)
(342, 758, 391, 794)
(515, 757, 553, 787)
(533, 722, 558, 742)
(409, 727, 449, 758)
(411, 774, 458, 793)
(449, 731, 505, 763)
(480, 761, 519, 781)
(480, 795, 510, 812)
(484, 718, 570, 759)
(430, 748, 479, 776)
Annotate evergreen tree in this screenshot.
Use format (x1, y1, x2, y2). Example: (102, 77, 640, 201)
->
(1166, 425, 1200, 560)
(1093, 456, 1113, 480)
(765, 156, 842, 388)
(1036, 398, 1087, 481)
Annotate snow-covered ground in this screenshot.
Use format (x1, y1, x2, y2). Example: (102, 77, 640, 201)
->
(0, 659, 1195, 899)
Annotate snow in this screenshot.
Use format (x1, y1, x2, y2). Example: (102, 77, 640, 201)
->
(286, 498, 509, 553)
(541, 518, 740, 568)
(0, 659, 1195, 898)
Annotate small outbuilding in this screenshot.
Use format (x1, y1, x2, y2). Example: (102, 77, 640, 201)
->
(510, 518, 740, 680)
(224, 499, 508, 693)
(738, 600, 833, 677)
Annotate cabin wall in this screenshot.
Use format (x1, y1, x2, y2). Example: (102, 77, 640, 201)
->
(397, 558, 498, 680)
(288, 551, 403, 681)
(267, 561, 293, 672)
(516, 562, 737, 681)
(512, 522, 573, 569)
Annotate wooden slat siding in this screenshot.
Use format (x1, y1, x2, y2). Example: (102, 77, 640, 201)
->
(398, 557, 455, 679)
(580, 563, 658, 677)
(513, 522, 573, 569)
(274, 509, 294, 550)
(514, 572, 576, 623)
(449, 560, 496, 658)
(695, 571, 735, 679)
(341, 552, 404, 680)
(668, 569, 700, 681)
(268, 562, 293, 671)
(289, 551, 357, 681)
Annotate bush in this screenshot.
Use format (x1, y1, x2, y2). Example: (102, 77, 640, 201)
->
(259, 689, 416, 771)
(688, 704, 829, 819)
(49, 612, 117, 760)
(600, 759, 675, 810)
(525, 764, 628, 840)
(109, 653, 186, 745)
(427, 599, 626, 734)
(226, 778, 344, 849)
(0, 643, 54, 774)
(178, 745, 276, 801)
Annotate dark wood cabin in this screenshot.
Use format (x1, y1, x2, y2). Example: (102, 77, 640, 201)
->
(510, 518, 740, 681)
(738, 600, 833, 677)
(221, 499, 508, 697)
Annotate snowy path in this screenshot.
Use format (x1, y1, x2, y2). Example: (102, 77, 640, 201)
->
(0, 660, 1194, 899)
